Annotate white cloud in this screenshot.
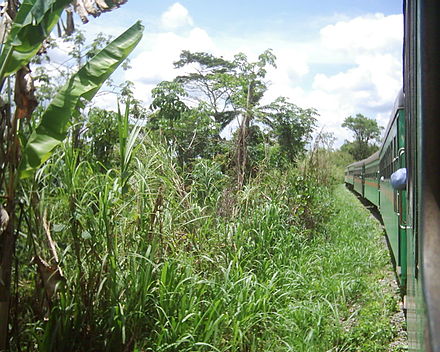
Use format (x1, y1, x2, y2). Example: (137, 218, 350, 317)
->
(125, 27, 215, 102)
(313, 54, 401, 105)
(120, 7, 403, 147)
(305, 14, 403, 144)
(267, 47, 309, 84)
(160, 3, 194, 31)
(320, 13, 403, 54)
(122, 4, 215, 105)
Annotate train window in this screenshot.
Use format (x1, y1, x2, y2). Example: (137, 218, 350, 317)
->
(391, 140, 394, 171)
(389, 145, 392, 177)
(381, 145, 394, 179)
(389, 145, 393, 176)
(389, 144, 392, 176)
(386, 150, 388, 178)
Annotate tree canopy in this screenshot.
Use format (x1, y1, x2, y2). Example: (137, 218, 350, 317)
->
(341, 113, 382, 160)
(149, 49, 317, 179)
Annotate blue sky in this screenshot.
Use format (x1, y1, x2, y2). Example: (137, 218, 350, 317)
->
(154, 0, 401, 34)
(74, 0, 403, 146)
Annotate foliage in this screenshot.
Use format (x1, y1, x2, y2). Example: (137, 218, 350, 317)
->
(9, 137, 401, 351)
(0, 0, 71, 84)
(157, 49, 320, 186)
(228, 49, 277, 108)
(190, 158, 228, 207)
(0, 3, 143, 348)
(261, 97, 317, 163)
(174, 50, 237, 130)
(149, 102, 222, 167)
(117, 99, 142, 194)
(84, 107, 119, 169)
(342, 113, 382, 144)
(0, 6, 402, 350)
(19, 21, 144, 178)
(60, 29, 114, 71)
(329, 149, 355, 181)
(341, 113, 382, 161)
(340, 140, 379, 162)
(150, 80, 188, 122)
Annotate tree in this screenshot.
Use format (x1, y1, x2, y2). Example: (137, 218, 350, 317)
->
(84, 107, 119, 169)
(158, 49, 322, 186)
(149, 81, 221, 166)
(341, 113, 382, 160)
(174, 50, 237, 130)
(163, 49, 277, 187)
(230, 50, 276, 188)
(261, 97, 317, 164)
(150, 80, 189, 124)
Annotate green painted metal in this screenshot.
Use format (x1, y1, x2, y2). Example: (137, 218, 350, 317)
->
(404, 1, 426, 350)
(345, 1, 440, 349)
(379, 105, 401, 278)
(397, 109, 407, 288)
(364, 158, 380, 207)
(344, 166, 354, 185)
(353, 164, 364, 196)
(380, 179, 400, 266)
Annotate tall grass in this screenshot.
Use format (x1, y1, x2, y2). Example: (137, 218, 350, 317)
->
(10, 120, 400, 351)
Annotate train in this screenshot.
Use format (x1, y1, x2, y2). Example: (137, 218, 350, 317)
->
(344, 1, 440, 351)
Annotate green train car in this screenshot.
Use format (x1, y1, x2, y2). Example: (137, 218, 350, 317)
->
(346, 92, 405, 285)
(345, 2, 440, 351)
(345, 0, 440, 352)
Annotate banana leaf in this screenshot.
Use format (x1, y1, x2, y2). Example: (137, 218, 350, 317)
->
(0, 0, 73, 83)
(19, 20, 144, 178)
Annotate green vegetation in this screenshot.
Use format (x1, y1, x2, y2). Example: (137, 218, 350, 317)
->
(341, 113, 382, 161)
(4, 133, 402, 350)
(0, 2, 402, 351)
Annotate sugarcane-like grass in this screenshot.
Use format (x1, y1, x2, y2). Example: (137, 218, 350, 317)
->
(15, 135, 400, 351)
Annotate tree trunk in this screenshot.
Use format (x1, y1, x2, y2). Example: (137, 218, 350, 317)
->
(0, 101, 18, 351)
(236, 83, 253, 189)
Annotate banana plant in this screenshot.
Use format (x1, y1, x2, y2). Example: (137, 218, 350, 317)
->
(0, 1, 74, 348)
(19, 20, 144, 177)
(0, 1, 143, 348)
(0, 0, 72, 86)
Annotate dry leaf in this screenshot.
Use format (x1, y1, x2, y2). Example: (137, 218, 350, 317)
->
(14, 66, 38, 120)
(32, 255, 64, 302)
(72, 0, 128, 23)
(0, 206, 8, 234)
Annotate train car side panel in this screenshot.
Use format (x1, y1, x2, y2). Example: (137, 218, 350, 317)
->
(344, 166, 354, 186)
(397, 108, 407, 287)
(407, 2, 440, 351)
(379, 120, 400, 272)
(353, 164, 364, 196)
(364, 157, 380, 207)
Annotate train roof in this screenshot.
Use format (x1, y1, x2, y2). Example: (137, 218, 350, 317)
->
(362, 150, 380, 165)
(346, 159, 363, 169)
(346, 150, 379, 169)
(381, 89, 404, 144)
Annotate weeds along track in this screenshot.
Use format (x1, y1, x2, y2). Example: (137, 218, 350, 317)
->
(15, 170, 403, 351)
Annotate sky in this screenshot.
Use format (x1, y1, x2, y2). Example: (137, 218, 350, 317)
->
(75, 0, 404, 147)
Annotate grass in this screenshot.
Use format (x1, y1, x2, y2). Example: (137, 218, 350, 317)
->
(272, 185, 401, 351)
(235, 184, 401, 352)
(11, 131, 403, 351)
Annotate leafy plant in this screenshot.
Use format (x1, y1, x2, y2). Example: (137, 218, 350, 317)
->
(0, 3, 143, 348)
(117, 99, 142, 194)
(19, 21, 144, 178)
(0, 0, 71, 84)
